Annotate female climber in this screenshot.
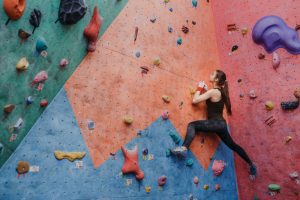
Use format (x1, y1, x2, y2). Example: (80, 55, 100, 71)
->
(171, 69, 257, 178)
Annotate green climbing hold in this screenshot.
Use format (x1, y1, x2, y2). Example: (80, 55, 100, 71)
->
(268, 184, 280, 191)
(177, 37, 182, 45)
(166, 149, 171, 157)
(169, 131, 181, 144)
(185, 158, 194, 166)
(253, 194, 259, 200)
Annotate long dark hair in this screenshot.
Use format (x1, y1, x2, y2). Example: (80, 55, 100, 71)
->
(215, 70, 232, 115)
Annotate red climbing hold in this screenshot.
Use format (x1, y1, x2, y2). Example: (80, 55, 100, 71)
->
(83, 6, 103, 52)
(40, 99, 48, 107)
(121, 146, 144, 180)
(212, 160, 225, 176)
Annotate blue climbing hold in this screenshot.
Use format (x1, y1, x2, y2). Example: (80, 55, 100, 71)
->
(192, 0, 198, 8)
(185, 158, 194, 166)
(26, 96, 34, 105)
(169, 131, 181, 144)
(0, 142, 3, 153)
(36, 37, 48, 53)
(169, 8, 173, 12)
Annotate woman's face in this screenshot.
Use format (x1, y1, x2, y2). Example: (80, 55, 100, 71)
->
(209, 71, 218, 83)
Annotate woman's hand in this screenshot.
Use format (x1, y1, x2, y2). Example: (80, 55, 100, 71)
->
(198, 81, 208, 91)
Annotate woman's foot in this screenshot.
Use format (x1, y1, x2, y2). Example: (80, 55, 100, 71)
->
(249, 163, 257, 180)
(171, 146, 188, 157)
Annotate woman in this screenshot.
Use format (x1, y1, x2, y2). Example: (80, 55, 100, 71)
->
(171, 70, 257, 177)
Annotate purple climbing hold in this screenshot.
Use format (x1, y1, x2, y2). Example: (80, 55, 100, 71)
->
(252, 15, 300, 54)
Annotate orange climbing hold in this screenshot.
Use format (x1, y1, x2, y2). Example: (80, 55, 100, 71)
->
(3, 0, 26, 21)
(121, 146, 144, 180)
(83, 6, 103, 52)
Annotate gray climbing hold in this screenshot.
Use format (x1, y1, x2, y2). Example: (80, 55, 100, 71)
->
(150, 17, 156, 23)
(168, 26, 173, 33)
(135, 51, 141, 58)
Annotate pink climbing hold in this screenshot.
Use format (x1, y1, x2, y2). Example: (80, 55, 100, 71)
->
(60, 58, 69, 68)
(121, 146, 144, 180)
(272, 52, 280, 69)
(158, 175, 167, 186)
(193, 176, 199, 185)
(212, 160, 225, 176)
(162, 110, 169, 120)
(31, 71, 48, 85)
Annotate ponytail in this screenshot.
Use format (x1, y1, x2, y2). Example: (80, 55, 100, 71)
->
(221, 80, 232, 115)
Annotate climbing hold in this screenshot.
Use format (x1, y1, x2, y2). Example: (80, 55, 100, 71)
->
(60, 58, 69, 68)
(83, 6, 103, 52)
(237, 79, 242, 83)
(56, 0, 87, 25)
(248, 90, 257, 99)
(294, 88, 300, 99)
(40, 99, 48, 107)
(227, 24, 238, 32)
(169, 131, 181, 144)
(123, 115, 134, 125)
(32, 71, 48, 91)
(268, 184, 281, 192)
(36, 38, 48, 54)
(16, 161, 30, 174)
(284, 136, 292, 144)
(289, 171, 298, 179)
(258, 53, 265, 60)
(142, 148, 148, 156)
(140, 66, 149, 75)
(241, 27, 248, 36)
(168, 26, 173, 33)
(87, 120, 94, 130)
(133, 26, 139, 43)
(162, 95, 171, 103)
(185, 159, 194, 166)
(0, 142, 3, 153)
(252, 16, 300, 54)
(272, 52, 280, 69)
(4, 104, 15, 114)
(164, 0, 170, 3)
(16, 57, 29, 71)
(3, 0, 26, 25)
(158, 175, 167, 186)
(231, 45, 239, 52)
(212, 160, 225, 176)
(150, 17, 156, 23)
(153, 57, 161, 66)
(281, 101, 299, 110)
(192, 21, 196, 25)
(189, 87, 196, 95)
(54, 151, 86, 162)
(166, 149, 171, 157)
(169, 8, 173, 12)
(162, 111, 169, 120)
(40, 50, 48, 58)
(193, 176, 199, 185)
(29, 9, 42, 34)
(192, 0, 198, 8)
(18, 29, 31, 41)
(145, 186, 151, 193)
(13, 118, 24, 130)
(177, 37, 183, 45)
(121, 146, 144, 180)
(265, 115, 276, 126)
(26, 96, 33, 105)
(215, 184, 221, 191)
(240, 93, 244, 98)
(135, 51, 141, 58)
(265, 101, 274, 111)
(203, 184, 209, 190)
(182, 25, 189, 34)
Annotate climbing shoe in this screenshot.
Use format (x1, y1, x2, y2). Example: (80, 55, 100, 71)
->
(170, 146, 187, 157)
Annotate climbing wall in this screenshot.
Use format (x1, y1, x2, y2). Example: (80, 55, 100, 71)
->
(211, 0, 300, 199)
(0, 0, 128, 167)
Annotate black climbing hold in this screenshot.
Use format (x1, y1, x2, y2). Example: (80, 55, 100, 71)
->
(281, 101, 299, 110)
(231, 45, 239, 52)
(192, 21, 196, 25)
(29, 9, 42, 34)
(142, 148, 148, 155)
(56, 0, 87, 25)
(237, 78, 242, 83)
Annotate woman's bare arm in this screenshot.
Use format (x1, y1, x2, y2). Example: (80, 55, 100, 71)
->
(192, 89, 213, 104)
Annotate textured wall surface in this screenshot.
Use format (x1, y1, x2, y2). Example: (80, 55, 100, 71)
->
(0, 0, 128, 167)
(211, 1, 300, 199)
(0, 88, 238, 199)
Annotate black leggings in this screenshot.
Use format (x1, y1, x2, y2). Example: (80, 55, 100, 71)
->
(182, 119, 253, 165)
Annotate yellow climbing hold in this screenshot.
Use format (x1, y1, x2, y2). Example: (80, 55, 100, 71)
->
(123, 115, 134, 124)
(54, 151, 86, 162)
(164, 0, 170, 3)
(153, 57, 161, 66)
(265, 101, 274, 111)
(189, 87, 196, 95)
(145, 186, 151, 193)
(241, 27, 248, 36)
(16, 57, 29, 71)
(162, 95, 171, 103)
(203, 184, 209, 190)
